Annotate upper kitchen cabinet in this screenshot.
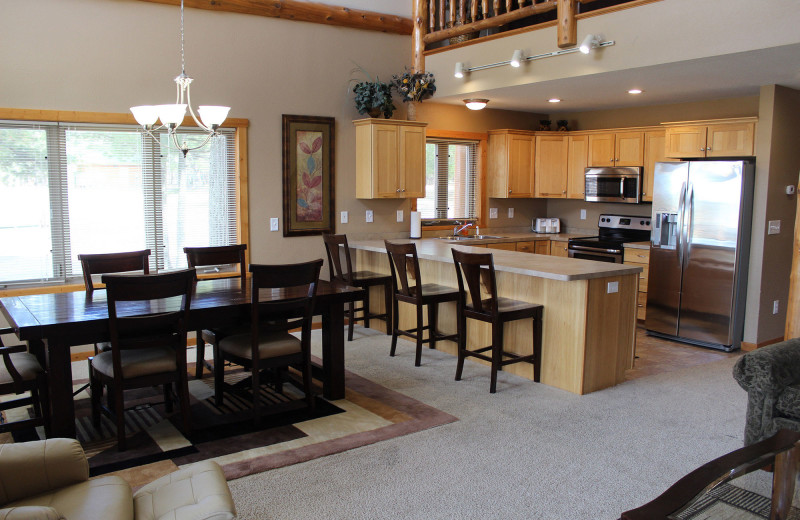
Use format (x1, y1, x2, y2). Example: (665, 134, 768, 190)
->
(588, 131, 644, 167)
(488, 130, 534, 198)
(354, 119, 427, 199)
(534, 134, 569, 198)
(642, 129, 677, 203)
(567, 134, 589, 199)
(664, 118, 756, 159)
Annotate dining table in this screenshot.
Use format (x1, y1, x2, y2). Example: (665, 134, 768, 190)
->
(0, 277, 365, 439)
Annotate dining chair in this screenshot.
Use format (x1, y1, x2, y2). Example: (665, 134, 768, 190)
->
(384, 240, 459, 367)
(213, 259, 323, 424)
(0, 327, 50, 437)
(451, 248, 543, 393)
(322, 234, 391, 341)
(184, 244, 248, 379)
(88, 268, 195, 451)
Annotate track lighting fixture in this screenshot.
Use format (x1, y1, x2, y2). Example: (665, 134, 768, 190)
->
(510, 50, 523, 68)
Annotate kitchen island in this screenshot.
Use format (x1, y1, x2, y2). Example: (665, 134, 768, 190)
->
(349, 239, 642, 395)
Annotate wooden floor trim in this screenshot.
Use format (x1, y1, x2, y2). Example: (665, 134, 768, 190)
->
(741, 336, 784, 352)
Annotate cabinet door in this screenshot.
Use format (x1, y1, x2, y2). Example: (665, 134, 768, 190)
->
(567, 135, 588, 199)
(487, 133, 509, 198)
(534, 240, 551, 255)
(515, 241, 536, 253)
(550, 241, 569, 257)
(642, 130, 676, 202)
(507, 134, 534, 198)
(487, 242, 517, 251)
(399, 124, 426, 198)
(665, 126, 708, 159)
(615, 131, 644, 166)
(588, 133, 615, 167)
(372, 124, 400, 198)
(706, 123, 755, 157)
(534, 135, 568, 198)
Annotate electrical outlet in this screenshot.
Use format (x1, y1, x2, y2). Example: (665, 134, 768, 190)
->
(270, 217, 279, 231)
(340, 211, 348, 224)
(773, 300, 780, 314)
(396, 210, 404, 222)
(365, 210, 373, 223)
(489, 208, 498, 219)
(768, 220, 781, 235)
(580, 209, 587, 220)
(508, 207, 515, 219)
(607, 281, 619, 294)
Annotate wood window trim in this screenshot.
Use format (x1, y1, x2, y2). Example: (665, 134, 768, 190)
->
(0, 107, 251, 297)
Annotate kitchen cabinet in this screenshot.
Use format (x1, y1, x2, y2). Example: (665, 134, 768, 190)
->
(624, 245, 650, 321)
(550, 241, 569, 257)
(354, 119, 427, 199)
(487, 242, 517, 251)
(567, 135, 589, 199)
(488, 130, 535, 198)
(664, 119, 756, 159)
(515, 241, 536, 253)
(588, 131, 643, 167)
(534, 135, 569, 198)
(642, 130, 678, 202)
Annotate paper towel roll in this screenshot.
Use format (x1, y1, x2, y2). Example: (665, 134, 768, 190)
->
(410, 211, 421, 239)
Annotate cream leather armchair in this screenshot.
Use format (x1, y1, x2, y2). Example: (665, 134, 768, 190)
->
(0, 438, 236, 520)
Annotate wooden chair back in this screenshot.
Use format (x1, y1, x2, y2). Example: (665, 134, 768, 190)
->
(322, 234, 354, 283)
(451, 249, 499, 317)
(184, 244, 247, 287)
(78, 249, 151, 291)
(384, 241, 423, 301)
(102, 269, 195, 373)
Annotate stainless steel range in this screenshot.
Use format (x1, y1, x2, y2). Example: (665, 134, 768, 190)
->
(568, 214, 651, 263)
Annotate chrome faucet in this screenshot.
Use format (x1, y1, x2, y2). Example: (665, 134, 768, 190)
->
(454, 222, 475, 236)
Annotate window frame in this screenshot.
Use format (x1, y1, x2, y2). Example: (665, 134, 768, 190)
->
(0, 108, 250, 295)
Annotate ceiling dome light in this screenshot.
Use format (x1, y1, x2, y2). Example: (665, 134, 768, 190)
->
(463, 99, 489, 110)
(454, 62, 465, 79)
(579, 34, 600, 54)
(548, 98, 561, 103)
(510, 49, 523, 68)
(627, 89, 643, 94)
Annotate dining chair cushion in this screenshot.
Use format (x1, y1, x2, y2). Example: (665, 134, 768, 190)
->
(218, 331, 301, 361)
(91, 347, 177, 380)
(0, 352, 43, 385)
(3, 477, 133, 520)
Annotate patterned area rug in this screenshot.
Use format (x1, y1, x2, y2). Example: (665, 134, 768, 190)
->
(4, 357, 457, 487)
(675, 483, 800, 519)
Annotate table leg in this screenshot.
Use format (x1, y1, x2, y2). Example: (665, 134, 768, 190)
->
(321, 303, 345, 400)
(45, 338, 77, 438)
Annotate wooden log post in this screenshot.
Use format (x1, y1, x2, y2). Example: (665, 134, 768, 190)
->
(413, 0, 427, 73)
(471, 0, 478, 21)
(557, 0, 577, 48)
(429, 0, 436, 30)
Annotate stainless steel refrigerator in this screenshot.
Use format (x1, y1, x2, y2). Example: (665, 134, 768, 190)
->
(646, 160, 754, 351)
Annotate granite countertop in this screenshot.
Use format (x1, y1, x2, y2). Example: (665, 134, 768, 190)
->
(624, 241, 650, 250)
(349, 239, 642, 282)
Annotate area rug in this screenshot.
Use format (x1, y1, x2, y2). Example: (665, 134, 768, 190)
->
(674, 483, 800, 519)
(4, 356, 457, 487)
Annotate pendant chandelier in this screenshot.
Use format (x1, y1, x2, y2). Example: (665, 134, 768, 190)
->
(130, 0, 230, 157)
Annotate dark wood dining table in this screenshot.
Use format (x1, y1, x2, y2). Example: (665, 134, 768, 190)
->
(0, 277, 364, 438)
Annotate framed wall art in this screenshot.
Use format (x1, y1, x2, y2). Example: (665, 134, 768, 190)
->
(282, 114, 335, 236)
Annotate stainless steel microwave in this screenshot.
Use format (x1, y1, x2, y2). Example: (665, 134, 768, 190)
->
(584, 167, 642, 203)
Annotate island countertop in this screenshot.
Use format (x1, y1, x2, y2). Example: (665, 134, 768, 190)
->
(348, 239, 642, 282)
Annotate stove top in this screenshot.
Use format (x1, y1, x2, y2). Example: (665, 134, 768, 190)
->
(569, 214, 651, 250)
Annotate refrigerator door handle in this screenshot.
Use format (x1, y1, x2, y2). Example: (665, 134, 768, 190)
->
(677, 181, 687, 263)
(686, 183, 695, 262)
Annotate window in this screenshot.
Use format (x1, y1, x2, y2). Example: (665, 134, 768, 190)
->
(419, 139, 478, 220)
(0, 120, 239, 285)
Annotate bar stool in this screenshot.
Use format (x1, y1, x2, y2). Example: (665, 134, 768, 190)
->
(384, 240, 459, 366)
(322, 234, 392, 341)
(451, 248, 543, 393)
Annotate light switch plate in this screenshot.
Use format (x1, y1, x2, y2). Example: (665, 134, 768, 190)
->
(774, 300, 780, 314)
(489, 208, 498, 219)
(365, 210, 374, 223)
(270, 217, 279, 231)
(340, 211, 348, 224)
(508, 207, 515, 219)
(581, 209, 587, 220)
(396, 210, 404, 222)
(607, 281, 619, 294)
(768, 220, 781, 235)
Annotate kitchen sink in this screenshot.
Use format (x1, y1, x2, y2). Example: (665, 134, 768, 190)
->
(437, 235, 506, 241)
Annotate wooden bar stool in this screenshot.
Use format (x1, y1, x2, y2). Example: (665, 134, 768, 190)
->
(322, 234, 392, 341)
(384, 240, 459, 367)
(451, 248, 543, 393)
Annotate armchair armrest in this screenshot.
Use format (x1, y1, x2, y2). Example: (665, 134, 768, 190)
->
(0, 506, 63, 520)
(732, 338, 800, 397)
(0, 439, 89, 507)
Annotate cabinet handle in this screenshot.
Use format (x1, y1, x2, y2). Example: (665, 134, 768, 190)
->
(562, 190, 566, 194)
(396, 188, 401, 192)
(637, 304, 644, 308)
(707, 146, 712, 151)
(508, 189, 512, 193)
(402, 189, 406, 192)
(700, 147, 705, 151)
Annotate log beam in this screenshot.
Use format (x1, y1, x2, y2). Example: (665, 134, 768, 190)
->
(424, 0, 557, 44)
(557, 0, 577, 48)
(413, 0, 427, 73)
(132, 0, 413, 35)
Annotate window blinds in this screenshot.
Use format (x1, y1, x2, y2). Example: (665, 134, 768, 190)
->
(421, 139, 478, 220)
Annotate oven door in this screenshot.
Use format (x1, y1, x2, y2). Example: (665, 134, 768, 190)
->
(568, 244, 623, 263)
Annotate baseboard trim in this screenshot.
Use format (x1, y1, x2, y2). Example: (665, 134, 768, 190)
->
(741, 336, 783, 352)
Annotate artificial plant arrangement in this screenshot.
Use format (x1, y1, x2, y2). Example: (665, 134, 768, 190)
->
(350, 63, 395, 118)
(391, 68, 437, 103)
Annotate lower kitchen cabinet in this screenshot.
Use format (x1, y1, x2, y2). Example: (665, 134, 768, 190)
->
(550, 241, 569, 257)
(624, 245, 650, 320)
(487, 242, 517, 251)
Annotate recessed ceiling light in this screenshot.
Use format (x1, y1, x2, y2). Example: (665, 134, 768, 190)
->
(548, 98, 561, 103)
(628, 89, 643, 94)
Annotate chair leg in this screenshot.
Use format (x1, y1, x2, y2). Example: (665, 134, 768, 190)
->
(490, 322, 502, 393)
(347, 301, 355, 342)
(178, 373, 192, 437)
(383, 280, 392, 335)
(195, 330, 205, 379)
(363, 286, 371, 331)
(302, 351, 315, 412)
(163, 382, 174, 413)
(89, 359, 102, 429)
(30, 386, 42, 419)
(114, 384, 126, 451)
(533, 311, 542, 383)
(428, 303, 438, 350)
(455, 309, 467, 382)
(390, 298, 400, 357)
(414, 303, 424, 367)
(251, 365, 261, 426)
(37, 372, 51, 438)
(214, 345, 224, 407)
